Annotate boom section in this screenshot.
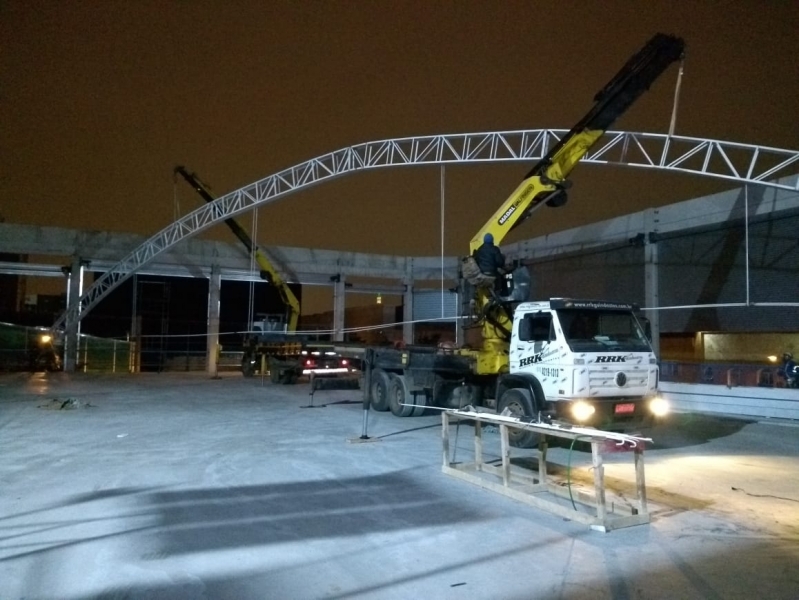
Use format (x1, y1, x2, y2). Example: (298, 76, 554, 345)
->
(173, 166, 301, 332)
(470, 33, 684, 254)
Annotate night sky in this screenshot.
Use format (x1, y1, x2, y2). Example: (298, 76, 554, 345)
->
(2, 2, 798, 273)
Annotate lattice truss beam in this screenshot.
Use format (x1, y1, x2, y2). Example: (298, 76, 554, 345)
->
(54, 130, 799, 329)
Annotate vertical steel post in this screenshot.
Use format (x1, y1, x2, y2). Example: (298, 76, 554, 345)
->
(644, 208, 661, 356)
(206, 264, 221, 377)
(63, 256, 83, 372)
(402, 279, 414, 345)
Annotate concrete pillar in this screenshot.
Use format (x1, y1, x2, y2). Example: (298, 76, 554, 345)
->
(403, 282, 414, 344)
(206, 264, 221, 376)
(644, 208, 661, 357)
(130, 273, 140, 373)
(63, 256, 84, 373)
(332, 274, 345, 341)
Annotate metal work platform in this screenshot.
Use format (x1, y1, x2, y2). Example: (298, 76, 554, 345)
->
(441, 408, 650, 532)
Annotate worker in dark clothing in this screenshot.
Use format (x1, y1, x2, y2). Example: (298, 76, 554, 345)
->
(474, 233, 506, 277)
(780, 352, 798, 388)
(467, 232, 508, 290)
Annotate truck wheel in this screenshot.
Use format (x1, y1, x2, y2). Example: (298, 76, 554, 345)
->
(410, 391, 427, 417)
(498, 388, 540, 448)
(369, 369, 391, 412)
(282, 369, 299, 385)
(242, 355, 256, 378)
(387, 374, 415, 417)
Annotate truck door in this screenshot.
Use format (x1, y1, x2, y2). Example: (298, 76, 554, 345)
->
(512, 311, 565, 397)
(511, 311, 555, 375)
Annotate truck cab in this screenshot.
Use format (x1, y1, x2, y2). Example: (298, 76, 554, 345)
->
(508, 298, 667, 430)
(251, 313, 289, 342)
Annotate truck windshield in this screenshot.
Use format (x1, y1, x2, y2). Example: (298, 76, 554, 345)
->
(557, 309, 651, 352)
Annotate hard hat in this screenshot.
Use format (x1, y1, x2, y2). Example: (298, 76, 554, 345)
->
(783, 352, 793, 360)
(483, 232, 494, 244)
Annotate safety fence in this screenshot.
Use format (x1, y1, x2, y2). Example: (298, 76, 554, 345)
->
(1, 321, 793, 388)
(0, 322, 134, 373)
(659, 360, 787, 388)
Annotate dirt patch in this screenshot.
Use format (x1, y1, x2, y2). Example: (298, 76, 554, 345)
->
(37, 398, 96, 410)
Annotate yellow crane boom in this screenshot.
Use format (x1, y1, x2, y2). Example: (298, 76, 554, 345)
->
(465, 33, 685, 375)
(173, 166, 300, 333)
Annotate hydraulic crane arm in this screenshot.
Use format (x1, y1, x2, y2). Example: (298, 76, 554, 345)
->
(173, 166, 301, 333)
(463, 33, 685, 376)
(470, 33, 685, 254)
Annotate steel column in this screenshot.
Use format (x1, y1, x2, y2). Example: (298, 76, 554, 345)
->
(206, 264, 221, 376)
(403, 281, 414, 344)
(332, 275, 346, 341)
(63, 256, 84, 372)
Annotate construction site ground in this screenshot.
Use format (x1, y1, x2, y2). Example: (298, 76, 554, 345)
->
(1, 372, 797, 600)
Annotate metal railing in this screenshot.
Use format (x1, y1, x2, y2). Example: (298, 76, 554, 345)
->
(0, 322, 134, 373)
(659, 360, 785, 388)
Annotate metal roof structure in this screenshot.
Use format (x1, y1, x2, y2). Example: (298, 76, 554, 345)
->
(53, 129, 797, 330)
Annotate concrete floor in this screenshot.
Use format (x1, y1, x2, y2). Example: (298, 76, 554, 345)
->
(1, 372, 797, 600)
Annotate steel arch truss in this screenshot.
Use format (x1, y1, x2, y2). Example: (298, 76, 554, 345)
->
(55, 130, 799, 329)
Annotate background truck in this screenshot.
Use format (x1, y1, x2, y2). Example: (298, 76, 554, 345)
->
(362, 33, 685, 444)
(244, 313, 359, 383)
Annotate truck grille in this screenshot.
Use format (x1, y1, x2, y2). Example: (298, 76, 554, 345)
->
(588, 368, 649, 394)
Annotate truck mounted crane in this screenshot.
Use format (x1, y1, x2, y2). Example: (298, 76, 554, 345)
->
(464, 33, 685, 375)
(174, 166, 302, 376)
(174, 166, 301, 334)
(363, 34, 685, 445)
(174, 167, 358, 382)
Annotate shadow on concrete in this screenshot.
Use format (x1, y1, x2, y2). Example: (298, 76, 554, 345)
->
(536, 412, 755, 453)
(646, 412, 755, 450)
(1, 471, 487, 565)
(556, 536, 799, 600)
(67, 534, 799, 600)
(142, 471, 483, 558)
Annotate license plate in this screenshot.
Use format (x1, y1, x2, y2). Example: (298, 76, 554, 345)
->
(614, 403, 636, 414)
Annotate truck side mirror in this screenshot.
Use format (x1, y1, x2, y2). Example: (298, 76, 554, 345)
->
(639, 316, 652, 342)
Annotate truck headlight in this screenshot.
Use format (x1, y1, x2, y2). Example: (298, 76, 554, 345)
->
(571, 401, 596, 422)
(650, 397, 669, 417)
(39, 334, 52, 344)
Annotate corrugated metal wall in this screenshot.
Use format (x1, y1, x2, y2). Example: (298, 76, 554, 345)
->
(658, 211, 799, 333)
(522, 210, 799, 334)
(412, 290, 458, 321)
(526, 244, 645, 307)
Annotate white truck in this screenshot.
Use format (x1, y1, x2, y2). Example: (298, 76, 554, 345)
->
(363, 33, 683, 445)
(364, 298, 667, 447)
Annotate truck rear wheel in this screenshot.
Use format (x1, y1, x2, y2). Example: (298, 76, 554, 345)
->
(498, 388, 540, 448)
(410, 390, 427, 417)
(270, 367, 281, 383)
(242, 354, 256, 377)
(369, 369, 391, 412)
(388, 373, 415, 417)
(267, 359, 299, 384)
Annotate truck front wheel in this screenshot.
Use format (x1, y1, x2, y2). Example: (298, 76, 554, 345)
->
(498, 389, 540, 448)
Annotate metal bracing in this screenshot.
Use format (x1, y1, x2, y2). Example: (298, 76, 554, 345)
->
(53, 130, 799, 330)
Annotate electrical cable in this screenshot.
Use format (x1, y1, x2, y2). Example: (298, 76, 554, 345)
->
(441, 165, 445, 318)
(172, 178, 181, 222)
(668, 57, 685, 138)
